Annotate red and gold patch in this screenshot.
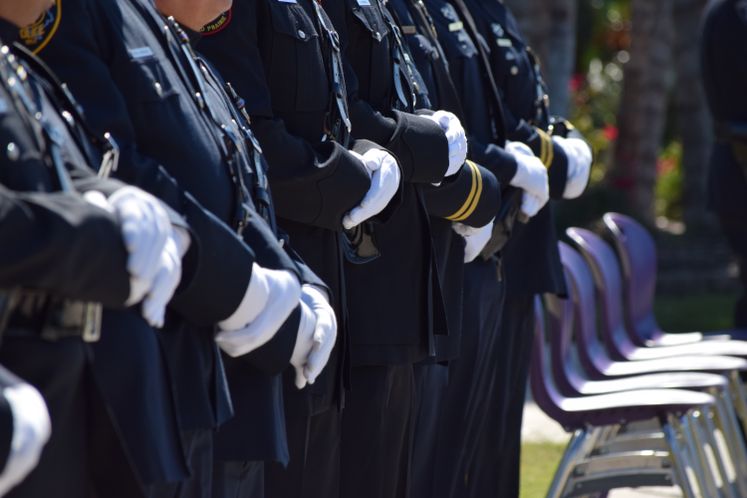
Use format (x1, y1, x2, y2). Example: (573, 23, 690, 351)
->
(19, 0, 62, 54)
(201, 10, 233, 36)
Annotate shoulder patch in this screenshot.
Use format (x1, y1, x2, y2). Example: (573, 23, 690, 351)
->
(19, 0, 61, 54)
(201, 10, 232, 36)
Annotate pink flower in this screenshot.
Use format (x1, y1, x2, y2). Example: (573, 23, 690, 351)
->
(603, 124, 618, 141)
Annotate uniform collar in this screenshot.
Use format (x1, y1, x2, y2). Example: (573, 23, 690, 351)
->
(0, 18, 20, 45)
(182, 25, 203, 48)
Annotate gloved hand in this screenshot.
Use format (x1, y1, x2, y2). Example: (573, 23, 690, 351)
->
(215, 264, 301, 357)
(424, 110, 468, 178)
(0, 383, 51, 496)
(553, 136, 592, 199)
(506, 141, 549, 219)
(342, 149, 401, 230)
(290, 285, 337, 389)
(453, 219, 495, 263)
(290, 301, 317, 390)
(83, 189, 189, 328)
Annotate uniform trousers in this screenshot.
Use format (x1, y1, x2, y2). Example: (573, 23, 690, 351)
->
(432, 258, 504, 498)
(409, 363, 448, 498)
(265, 406, 342, 498)
(0, 336, 91, 498)
(476, 292, 535, 498)
(341, 364, 415, 498)
(212, 461, 265, 498)
(146, 430, 213, 498)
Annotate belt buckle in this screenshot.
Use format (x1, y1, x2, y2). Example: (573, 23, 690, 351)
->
(81, 303, 102, 343)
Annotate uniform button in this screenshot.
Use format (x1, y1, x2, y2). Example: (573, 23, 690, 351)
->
(297, 29, 306, 39)
(154, 81, 163, 97)
(510, 66, 519, 76)
(6, 142, 18, 161)
(374, 31, 381, 40)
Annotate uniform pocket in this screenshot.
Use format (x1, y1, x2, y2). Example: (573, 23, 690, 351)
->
(130, 56, 180, 103)
(267, 1, 329, 112)
(350, 3, 389, 42)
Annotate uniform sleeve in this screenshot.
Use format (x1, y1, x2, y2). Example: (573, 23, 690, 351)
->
(38, 0, 257, 327)
(507, 119, 568, 199)
(421, 161, 500, 227)
(467, 135, 518, 185)
(326, 0, 450, 184)
(197, 0, 373, 232)
(0, 185, 130, 306)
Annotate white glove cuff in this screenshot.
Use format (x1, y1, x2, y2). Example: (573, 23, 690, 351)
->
(219, 263, 269, 331)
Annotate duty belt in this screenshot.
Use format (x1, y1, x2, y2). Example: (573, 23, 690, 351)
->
(715, 121, 747, 172)
(1, 291, 101, 343)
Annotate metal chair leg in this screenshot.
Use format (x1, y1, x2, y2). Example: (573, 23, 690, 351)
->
(683, 411, 722, 498)
(715, 390, 747, 496)
(664, 415, 699, 498)
(546, 427, 601, 498)
(728, 372, 747, 436)
(698, 408, 738, 498)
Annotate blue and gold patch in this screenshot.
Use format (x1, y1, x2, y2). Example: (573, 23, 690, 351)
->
(19, 0, 61, 54)
(201, 10, 232, 36)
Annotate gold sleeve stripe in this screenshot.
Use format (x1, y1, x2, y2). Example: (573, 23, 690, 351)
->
(536, 128, 553, 168)
(446, 161, 483, 222)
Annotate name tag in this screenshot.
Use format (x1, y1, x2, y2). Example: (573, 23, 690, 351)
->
(496, 38, 512, 48)
(277, 0, 298, 4)
(448, 21, 463, 32)
(401, 25, 417, 34)
(128, 46, 154, 60)
(357, 0, 371, 6)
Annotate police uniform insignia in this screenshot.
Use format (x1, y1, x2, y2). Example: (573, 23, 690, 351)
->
(19, 0, 61, 55)
(201, 10, 233, 36)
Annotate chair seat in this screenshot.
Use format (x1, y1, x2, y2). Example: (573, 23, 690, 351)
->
(573, 371, 728, 396)
(622, 339, 747, 361)
(596, 354, 747, 378)
(647, 331, 703, 346)
(555, 389, 715, 430)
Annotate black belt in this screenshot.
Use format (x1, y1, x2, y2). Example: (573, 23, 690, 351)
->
(1, 290, 101, 343)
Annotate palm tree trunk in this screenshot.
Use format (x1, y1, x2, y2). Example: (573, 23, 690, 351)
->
(610, 0, 674, 223)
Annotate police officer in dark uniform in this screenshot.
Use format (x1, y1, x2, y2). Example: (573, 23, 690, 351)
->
(464, 3, 591, 496)
(198, 2, 405, 497)
(702, 0, 747, 329)
(0, 2, 199, 494)
(36, 0, 318, 496)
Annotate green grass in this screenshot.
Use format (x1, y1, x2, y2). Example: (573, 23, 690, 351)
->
(520, 443, 568, 498)
(519, 292, 738, 497)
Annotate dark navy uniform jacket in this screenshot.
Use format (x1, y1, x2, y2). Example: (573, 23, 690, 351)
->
(385, 0, 502, 362)
(36, 0, 313, 476)
(326, 0, 499, 364)
(464, 0, 568, 296)
(192, 0, 380, 425)
(701, 0, 747, 220)
(0, 25, 183, 488)
(424, 0, 567, 295)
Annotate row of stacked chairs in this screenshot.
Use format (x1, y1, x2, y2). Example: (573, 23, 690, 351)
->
(532, 213, 747, 498)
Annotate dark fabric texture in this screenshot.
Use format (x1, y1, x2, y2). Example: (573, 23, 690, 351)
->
(212, 460, 265, 498)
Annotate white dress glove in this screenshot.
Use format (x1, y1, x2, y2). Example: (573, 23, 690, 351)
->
(215, 264, 301, 357)
(290, 285, 337, 389)
(290, 301, 317, 390)
(342, 149, 401, 230)
(83, 189, 188, 328)
(506, 141, 549, 219)
(453, 219, 495, 263)
(553, 136, 592, 199)
(424, 110, 468, 178)
(0, 384, 51, 496)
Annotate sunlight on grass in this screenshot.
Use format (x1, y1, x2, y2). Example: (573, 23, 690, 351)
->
(520, 442, 567, 498)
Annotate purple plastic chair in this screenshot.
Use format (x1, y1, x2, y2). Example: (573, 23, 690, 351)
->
(530, 296, 717, 498)
(557, 240, 747, 379)
(566, 227, 747, 361)
(602, 212, 747, 345)
(548, 245, 747, 495)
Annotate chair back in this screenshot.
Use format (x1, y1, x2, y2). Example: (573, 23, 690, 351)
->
(558, 241, 615, 380)
(603, 213, 660, 344)
(567, 227, 639, 360)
